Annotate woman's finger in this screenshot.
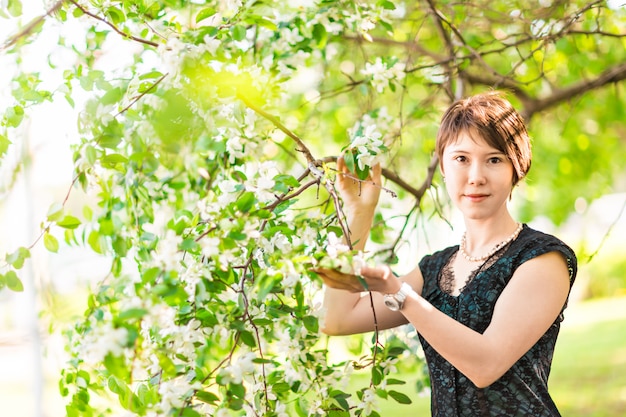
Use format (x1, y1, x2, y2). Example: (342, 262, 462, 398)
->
(370, 163, 382, 183)
(337, 155, 348, 173)
(312, 268, 367, 292)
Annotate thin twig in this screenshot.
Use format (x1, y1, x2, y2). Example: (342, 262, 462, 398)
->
(586, 195, 626, 263)
(236, 93, 316, 165)
(68, 0, 159, 47)
(115, 72, 169, 117)
(1, 0, 66, 52)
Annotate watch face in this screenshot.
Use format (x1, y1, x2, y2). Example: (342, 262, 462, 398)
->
(384, 297, 400, 311)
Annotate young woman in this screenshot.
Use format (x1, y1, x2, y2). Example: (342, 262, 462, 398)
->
(315, 91, 577, 416)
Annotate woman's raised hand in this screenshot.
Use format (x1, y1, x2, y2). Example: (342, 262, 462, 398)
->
(313, 264, 400, 294)
(336, 156, 382, 212)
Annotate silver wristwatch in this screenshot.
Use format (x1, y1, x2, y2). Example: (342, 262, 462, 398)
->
(383, 282, 413, 311)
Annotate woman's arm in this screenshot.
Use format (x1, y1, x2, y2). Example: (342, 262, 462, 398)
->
(321, 158, 418, 334)
(399, 251, 571, 388)
(320, 265, 422, 335)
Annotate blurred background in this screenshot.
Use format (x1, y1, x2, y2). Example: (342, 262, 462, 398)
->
(1, 1, 625, 416)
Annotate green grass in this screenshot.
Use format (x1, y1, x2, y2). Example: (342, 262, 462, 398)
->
(347, 296, 626, 416)
(550, 317, 626, 416)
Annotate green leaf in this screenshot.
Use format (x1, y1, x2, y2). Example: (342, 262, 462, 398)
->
(239, 330, 257, 348)
(87, 230, 104, 254)
(57, 215, 81, 229)
(236, 191, 256, 213)
(5, 271, 24, 292)
(302, 315, 318, 333)
(195, 390, 219, 404)
(180, 238, 198, 251)
(105, 6, 125, 25)
(117, 308, 148, 321)
(181, 409, 202, 417)
(232, 25, 247, 41)
(228, 383, 245, 399)
(388, 389, 412, 404)
(101, 153, 128, 166)
(329, 389, 351, 411)
(100, 87, 123, 106)
(312, 24, 328, 48)
(385, 378, 406, 385)
(98, 133, 122, 149)
(196, 7, 216, 23)
(158, 353, 177, 377)
(379, 0, 396, 10)
(343, 151, 356, 175)
(6, 105, 24, 128)
(328, 411, 350, 417)
(47, 202, 64, 222)
(112, 236, 128, 256)
(255, 17, 277, 31)
(272, 382, 290, 393)
(44, 233, 60, 253)
(8, 0, 22, 17)
(6, 246, 30, 269)
(356, 164, 370, 181)
(0, 132, 10, 157)
(371, 365, 383, 385)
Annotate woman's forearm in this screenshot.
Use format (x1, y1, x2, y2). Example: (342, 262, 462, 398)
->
(344, 206, 376, 251)
(322, 206, 377, 334)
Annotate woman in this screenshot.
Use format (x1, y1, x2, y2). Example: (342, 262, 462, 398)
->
(316, 91, 577, 416)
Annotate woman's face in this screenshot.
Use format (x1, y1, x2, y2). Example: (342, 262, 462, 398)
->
(441, 131, 514, 221)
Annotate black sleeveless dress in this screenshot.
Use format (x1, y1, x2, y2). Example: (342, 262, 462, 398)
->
(418, 225, 577, 417)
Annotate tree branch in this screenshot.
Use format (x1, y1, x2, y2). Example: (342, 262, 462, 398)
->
(425, 0, 456, 100)
(1, 0, 65, 52)
(237, 93, 317, 166)
(68, 0, 159, 48)
(522, 61, 626, 119)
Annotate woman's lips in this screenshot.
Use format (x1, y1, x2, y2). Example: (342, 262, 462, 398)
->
(465, 193, 488, 202)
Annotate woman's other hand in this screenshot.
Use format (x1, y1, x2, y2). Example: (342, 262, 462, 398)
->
(314, 264, 400, 294)
(336, 156, 382, 211)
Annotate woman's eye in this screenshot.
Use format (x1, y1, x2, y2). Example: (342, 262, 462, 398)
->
(455, 156, 467, 162)
(488, 157, 502, 164)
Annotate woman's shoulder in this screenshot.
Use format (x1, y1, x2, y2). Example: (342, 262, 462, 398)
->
(419, 245, 458, 270)
(513, 224, 578, 278)
(516, 225, 575, 255)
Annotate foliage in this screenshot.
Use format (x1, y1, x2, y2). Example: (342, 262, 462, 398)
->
(1, 0, 625, 416)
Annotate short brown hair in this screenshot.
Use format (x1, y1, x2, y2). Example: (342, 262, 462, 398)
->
(435, 91, 531, 186)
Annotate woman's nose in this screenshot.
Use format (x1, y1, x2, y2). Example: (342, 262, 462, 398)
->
(468, 163, 486, 185)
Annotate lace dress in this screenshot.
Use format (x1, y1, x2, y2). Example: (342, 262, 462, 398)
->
(418, 225, 577, 417)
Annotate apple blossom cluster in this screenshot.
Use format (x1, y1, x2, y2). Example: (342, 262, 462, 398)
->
(346, 108, 394, 171)
(361, 57, 407, 93)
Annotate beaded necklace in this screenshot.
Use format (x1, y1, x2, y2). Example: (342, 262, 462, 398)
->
(460, 222, 523, 263)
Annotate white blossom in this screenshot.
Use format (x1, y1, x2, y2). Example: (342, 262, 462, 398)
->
(274, 400, 289, 417)
(347, 111, 390, 171)
(281, 27, 304, 45)
(200, 236, 221, 259)
(226, 135, 246, 163)
(243, 161, 278, 203)
(292, 225, 319, 254)
(325, 231, 349, 258)
(271, 232, 292, 253)
(220, 351, 257, 384)
(152, 230, 182, 271)
(361, 57, 406, 93)
(158, 36, 187, 77)
(78, 321, 128, 365)
(158, 377, 200, 414)
(358, 388, 379, 416)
